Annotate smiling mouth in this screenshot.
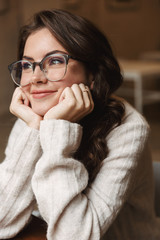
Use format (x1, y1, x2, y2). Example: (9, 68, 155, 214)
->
(31, 90, 58, 99)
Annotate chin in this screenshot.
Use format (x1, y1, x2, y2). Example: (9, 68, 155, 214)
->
(31, 100, 58, 117)
(32, 106, 51, 117)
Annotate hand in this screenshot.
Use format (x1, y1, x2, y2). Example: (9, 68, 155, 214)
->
(44, 83, 94, 122)
(10, 87, 42, 129)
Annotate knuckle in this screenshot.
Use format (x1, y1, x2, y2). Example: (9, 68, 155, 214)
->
(65, 86, 70, 92)
(79, 83, 85, 88)
(72, 83, 78, 87)
(71, 84, 78, 91)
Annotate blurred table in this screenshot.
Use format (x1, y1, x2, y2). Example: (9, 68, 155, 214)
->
(10, 216, 46, 240)
(118, 59, 160, 113)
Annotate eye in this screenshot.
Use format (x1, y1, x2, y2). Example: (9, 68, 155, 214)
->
(46, 55, 65, 66)
(21, 61, 32, 70)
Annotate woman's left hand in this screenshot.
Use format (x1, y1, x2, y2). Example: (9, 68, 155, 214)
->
(44, 83, 94, 122)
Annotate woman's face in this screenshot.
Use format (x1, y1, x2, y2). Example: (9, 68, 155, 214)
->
(22, 28, 90, 116)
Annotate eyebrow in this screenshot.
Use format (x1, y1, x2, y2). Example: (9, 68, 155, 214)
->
(22, 50, 68, 61)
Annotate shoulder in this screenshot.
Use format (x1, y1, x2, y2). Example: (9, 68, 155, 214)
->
(112, 96, 149, 134)
(121, 98, 149, 128)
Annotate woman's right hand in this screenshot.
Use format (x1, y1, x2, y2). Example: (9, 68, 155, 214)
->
(10, 87, 42, 129)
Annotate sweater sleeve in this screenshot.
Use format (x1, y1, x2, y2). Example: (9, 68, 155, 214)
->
(0, 119, 41, 238)
(32, 109, 149, 240)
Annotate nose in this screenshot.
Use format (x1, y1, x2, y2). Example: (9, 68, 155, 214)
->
(31, 65, 47, 84)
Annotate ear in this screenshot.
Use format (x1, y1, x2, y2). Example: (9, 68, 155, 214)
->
(88, 73, 94, 89)
(90, 81, 94, 90)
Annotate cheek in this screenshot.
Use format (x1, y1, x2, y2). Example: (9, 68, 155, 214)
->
(65, 72, 87, 86)
(65, 63, 88, 85)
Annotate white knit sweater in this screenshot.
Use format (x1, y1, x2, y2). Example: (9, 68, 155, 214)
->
(0, 100, 160, 240)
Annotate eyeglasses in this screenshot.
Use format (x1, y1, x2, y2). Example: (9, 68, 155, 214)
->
(8, 51, 76, 87)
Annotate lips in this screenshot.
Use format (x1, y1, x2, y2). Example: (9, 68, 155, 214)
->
(31, 90, 57, 99)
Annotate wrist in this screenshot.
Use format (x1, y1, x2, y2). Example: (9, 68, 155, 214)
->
(27, 116, 42, 130)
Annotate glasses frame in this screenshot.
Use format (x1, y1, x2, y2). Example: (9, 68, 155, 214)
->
(8, 51, 77, 87)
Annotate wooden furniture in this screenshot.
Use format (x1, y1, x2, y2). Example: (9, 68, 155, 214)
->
(118, 59, 160, 113)
(10, 216, 46, 240)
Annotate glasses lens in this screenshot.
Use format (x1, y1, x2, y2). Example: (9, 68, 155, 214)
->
(10, 60, 32, 86)
(43, 54, 67, 81)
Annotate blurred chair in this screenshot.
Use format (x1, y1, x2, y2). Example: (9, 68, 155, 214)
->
(153, 161, 160, 217)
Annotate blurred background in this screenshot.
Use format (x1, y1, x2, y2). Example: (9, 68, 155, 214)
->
(0, 0, 160, 162)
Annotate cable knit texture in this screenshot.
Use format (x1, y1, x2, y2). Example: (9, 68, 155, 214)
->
(0, 100, 160, 240)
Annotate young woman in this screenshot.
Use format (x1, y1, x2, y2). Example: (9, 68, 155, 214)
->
(0, 9, 160, 240)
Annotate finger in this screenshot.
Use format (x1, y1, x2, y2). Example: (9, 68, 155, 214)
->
(21, 89, 30, 106)
(59, 86, 75, 101)
(10, 88, 24, 113)
(71, 84, 91, 114)
(12, 87, 26, 104)
(71, 84, 83, 102)
(56, 85, 85, 121)
(10, 87, 31, 116)
(70, 84, 94, 122)
(10, 87, 22, 109)
(79, 84, 94, 112)
(59, 86, 77, 108)
(10, 88, 42, 128)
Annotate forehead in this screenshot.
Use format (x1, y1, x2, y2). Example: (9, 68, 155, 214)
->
(23, 28, 66, 59)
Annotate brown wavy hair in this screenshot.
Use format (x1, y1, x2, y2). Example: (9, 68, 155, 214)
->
(17, 9, 125, 184)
